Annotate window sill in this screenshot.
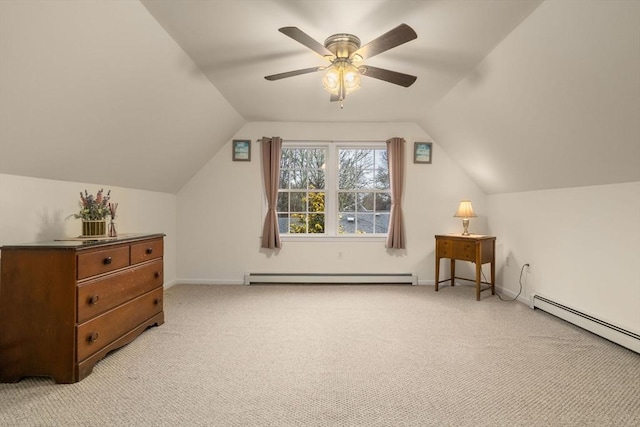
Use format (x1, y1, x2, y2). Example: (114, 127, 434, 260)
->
(279, 235, 387, 243)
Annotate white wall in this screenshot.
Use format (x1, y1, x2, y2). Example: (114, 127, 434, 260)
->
(488, 181, 640, 334)
(177, 121, 487, 284)
(0, 173, 177, 287)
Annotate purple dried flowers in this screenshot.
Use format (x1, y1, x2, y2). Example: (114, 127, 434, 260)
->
(74, 189, 112, 220)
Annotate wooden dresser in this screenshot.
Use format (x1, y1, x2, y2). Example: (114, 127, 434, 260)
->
(0, 233, 165, 383)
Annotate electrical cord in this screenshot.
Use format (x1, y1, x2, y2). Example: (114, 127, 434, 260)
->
(482, 263, 528, 302)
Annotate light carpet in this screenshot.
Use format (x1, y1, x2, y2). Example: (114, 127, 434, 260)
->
(1, 284, 639, 426)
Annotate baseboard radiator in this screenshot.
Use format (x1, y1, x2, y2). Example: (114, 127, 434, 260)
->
(532, 294, 640, 353)
(244, 273, 417, 285)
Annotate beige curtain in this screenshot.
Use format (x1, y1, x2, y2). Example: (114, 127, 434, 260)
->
(386, 137, 406, 249)
(261, 136, 282, 249)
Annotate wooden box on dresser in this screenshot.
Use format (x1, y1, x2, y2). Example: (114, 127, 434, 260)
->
(0, 233, 165, 384)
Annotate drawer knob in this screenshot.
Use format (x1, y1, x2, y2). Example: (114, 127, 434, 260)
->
(88, 332, 99, 343)
(146, 248, 153, 254)
(103, 256, 112, 265)
(154, 297, 162, 305)
(154, 271, 161, 279)
(88, 295, 100, 305)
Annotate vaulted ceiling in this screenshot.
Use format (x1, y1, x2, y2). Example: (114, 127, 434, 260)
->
(1, 1, 638, 194)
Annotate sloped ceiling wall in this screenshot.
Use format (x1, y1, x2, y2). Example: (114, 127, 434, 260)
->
(0, 0, 245, 193)
(420, 0, 640, 194)
(1, 1, 638, 196)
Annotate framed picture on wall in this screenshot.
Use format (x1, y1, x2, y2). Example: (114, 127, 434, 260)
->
(414, 142, 432, 164)
(232, 140, 251, 161)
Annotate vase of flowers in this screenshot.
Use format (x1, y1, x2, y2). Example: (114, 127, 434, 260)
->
(72, 189, 112, 236)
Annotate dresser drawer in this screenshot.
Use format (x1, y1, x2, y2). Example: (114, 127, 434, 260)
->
(437, 239, 453, 258)
(77, 259, 163, 323)
(453, 240, 476, 261)
(131, 238, 163, 265)
(77, 246, 130, 280)
(76, 287, 163, 361)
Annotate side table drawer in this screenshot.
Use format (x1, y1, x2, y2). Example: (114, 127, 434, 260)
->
(437, 239, 453, 257)
(76, 287, 163, 361)
(453, 241, 476, 261)
(77, 246, 130, 280)
(77, 259, 164, 323)
(131, 238, 164, 265)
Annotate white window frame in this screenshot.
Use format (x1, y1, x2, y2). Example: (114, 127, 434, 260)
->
(274, 140, 389, 241)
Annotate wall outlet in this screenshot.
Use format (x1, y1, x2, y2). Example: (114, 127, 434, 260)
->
(338, 251, 343, 260)
(505, 256, 510, 267)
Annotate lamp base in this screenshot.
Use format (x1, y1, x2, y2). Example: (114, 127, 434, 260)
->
(461, 218, 470, 236)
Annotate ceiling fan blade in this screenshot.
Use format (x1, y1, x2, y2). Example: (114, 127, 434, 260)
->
(359, 65, 417, 87)
(265, 67, 323, 81)
(352, 24, 417, 60)
(279, 27, 334, 58)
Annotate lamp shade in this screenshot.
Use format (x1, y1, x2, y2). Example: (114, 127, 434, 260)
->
(454, 200, 477, 218)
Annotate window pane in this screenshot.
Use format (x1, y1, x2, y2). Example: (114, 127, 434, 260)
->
(374, 213, 390, 233)
(307, 213, 324, 233)
(375, 149, 388, 170)
(289, 214, 307, 233)
(355, 170, 375, 189)
(277, 192, 289, 212)
(357, 192, 374, 211)
(355, 213, 374, 234)
(303, 148, 325, 169)
(376, 193, 391, 212)
(308, 170, 325, 189)
(339, 213, 356, 234)
(289, 170, 307, 189)
(308, 192, 325, 213)
(338, 192, 355, 212)
(279, 171, 289, 189)
(278, 214, 290, 234)
(290, 192, 305, 212)
(375, 170, 389, 189)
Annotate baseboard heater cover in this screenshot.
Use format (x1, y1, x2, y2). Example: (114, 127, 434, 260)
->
(531, 294, 640, 353)
(244, 273, 417, 285)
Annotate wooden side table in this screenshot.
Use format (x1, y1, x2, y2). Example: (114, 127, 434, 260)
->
(435, 234, 496, 301)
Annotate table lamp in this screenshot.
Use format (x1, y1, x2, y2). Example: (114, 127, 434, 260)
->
(454, 200, 476, 236)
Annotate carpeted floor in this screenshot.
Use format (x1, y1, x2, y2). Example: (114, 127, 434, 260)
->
(1, 284, 639, 426)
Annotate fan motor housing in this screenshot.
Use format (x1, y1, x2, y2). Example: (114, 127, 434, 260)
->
(324, 33, 361, 58)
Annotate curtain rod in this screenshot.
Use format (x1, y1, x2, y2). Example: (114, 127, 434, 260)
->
(254, 138, 393, 143)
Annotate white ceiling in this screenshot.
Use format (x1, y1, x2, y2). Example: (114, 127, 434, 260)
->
(141, 0, 542, 123)
(1, 0, 638, 195)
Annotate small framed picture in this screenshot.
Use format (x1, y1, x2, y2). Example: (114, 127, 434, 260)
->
(232, 140, 251, 161)
(414, 142, 433, 164)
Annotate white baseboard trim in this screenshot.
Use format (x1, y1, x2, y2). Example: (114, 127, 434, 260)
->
(532, 294, 640, 353)
(175, 279, 246, 286)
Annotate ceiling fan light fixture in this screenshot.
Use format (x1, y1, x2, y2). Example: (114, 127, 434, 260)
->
(322, 62, 360, 97)
(322, 66, 340, 93)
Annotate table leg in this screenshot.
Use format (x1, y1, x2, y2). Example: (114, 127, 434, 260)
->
(450, 259, 456, 287)
(491, 260, 495, 295)
(435, 256, 440, 292)
(476, 262, 482, 301)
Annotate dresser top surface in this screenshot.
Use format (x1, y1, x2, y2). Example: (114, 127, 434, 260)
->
(1, 233, 164, 251)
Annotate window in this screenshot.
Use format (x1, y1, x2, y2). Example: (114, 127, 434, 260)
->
(277, 142, 390, 237)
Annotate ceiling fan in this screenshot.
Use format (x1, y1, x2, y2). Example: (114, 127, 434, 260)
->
(264, 24, 417, 104)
